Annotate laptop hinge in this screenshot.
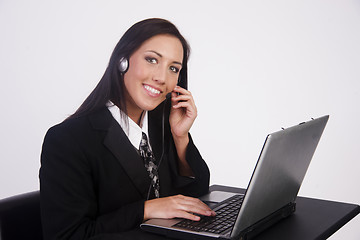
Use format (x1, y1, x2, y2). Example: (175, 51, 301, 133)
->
(232, 202, 296, 240)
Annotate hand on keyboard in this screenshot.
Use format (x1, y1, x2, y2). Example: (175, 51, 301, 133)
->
(144, 194, 216, 221)
(174, 194, 243, 234)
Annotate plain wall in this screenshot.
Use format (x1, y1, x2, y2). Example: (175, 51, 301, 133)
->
(0, 0, 359, 239)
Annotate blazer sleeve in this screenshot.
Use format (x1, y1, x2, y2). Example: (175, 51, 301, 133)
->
(39, 125, 144, 240)
(168, 133, 210, 197)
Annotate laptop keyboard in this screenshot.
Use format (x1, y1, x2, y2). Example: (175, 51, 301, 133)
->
(173, 194, 243, 235)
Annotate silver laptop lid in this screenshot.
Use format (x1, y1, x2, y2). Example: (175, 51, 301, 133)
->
(231, 115, 329, 237)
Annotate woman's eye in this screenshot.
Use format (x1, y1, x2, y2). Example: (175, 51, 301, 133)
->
(145, 57, 157, 64)
(170, 66, 180, 73)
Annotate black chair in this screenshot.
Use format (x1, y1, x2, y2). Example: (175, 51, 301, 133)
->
(0, 191, 43, 240)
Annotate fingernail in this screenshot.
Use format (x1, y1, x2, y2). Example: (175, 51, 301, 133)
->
(206, 211, 213, 216)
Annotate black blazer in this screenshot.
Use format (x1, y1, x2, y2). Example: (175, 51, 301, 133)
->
(39, 105, 210, 240)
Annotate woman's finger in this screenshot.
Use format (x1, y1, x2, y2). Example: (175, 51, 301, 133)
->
(171, 94, 193, 103)
(174, 210, 201, 221)
(172, 195, 215, 216)
(172, 86, 190, 95)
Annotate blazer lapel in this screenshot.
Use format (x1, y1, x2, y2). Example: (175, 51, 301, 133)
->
(89, 108, 151, 199)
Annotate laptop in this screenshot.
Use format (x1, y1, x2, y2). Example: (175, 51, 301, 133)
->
(141, 115, 329, 239)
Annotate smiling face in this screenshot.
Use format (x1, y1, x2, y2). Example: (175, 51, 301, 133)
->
(123, 34, 184, 123)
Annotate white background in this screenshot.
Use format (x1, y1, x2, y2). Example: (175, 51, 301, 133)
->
(0, 0, 359, 239)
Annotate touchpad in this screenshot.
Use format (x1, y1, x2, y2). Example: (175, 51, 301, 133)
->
(200, 191, 239, 203)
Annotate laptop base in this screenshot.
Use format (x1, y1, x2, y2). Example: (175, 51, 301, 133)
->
(141, 202, 296, 240)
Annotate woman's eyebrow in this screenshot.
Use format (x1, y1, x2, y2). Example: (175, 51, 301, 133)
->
(146, 50, 182, 66)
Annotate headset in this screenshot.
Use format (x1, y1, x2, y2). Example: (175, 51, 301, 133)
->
(146, 93, 171, 200)
(118, 56, 187, 90)
(118, 57, 187, 200)
(118, 57, 129, 73)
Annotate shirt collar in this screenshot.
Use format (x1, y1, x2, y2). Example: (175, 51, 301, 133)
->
(107, 102, 149, 150)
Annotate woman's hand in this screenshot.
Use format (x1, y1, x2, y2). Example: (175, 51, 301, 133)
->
(144, 195, 216, 221)
(168, 86, 198, 176)
(169, 86, 197, 139)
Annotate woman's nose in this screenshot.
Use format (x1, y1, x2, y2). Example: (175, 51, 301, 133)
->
(152, 66, 167, 84)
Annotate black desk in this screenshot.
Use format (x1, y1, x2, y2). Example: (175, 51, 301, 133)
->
(209, 185, 360, 240)
(90, 185, 360, 240)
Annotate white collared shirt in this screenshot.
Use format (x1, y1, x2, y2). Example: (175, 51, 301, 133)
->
(107, 102, 151, 150)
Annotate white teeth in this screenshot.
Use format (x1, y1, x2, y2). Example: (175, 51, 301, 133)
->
(144, 85, 160, 94)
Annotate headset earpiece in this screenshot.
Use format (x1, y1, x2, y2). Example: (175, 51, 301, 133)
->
(118, 57, 129, 73)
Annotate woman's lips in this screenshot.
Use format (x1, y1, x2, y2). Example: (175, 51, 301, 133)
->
(143, 84, 162, 97)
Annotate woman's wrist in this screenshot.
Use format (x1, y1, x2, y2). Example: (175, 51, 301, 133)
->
(144, 199, 154, 221)
(172, 132, 189, 146)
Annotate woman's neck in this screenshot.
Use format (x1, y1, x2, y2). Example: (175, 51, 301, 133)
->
(128, 110, 144, 127)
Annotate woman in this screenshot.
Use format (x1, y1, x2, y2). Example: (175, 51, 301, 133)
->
(39, 18, 214, 239)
